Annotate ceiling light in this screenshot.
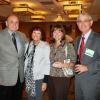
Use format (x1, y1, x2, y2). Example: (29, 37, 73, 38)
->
(33, 11, 48, 15)
(56, 0, 83, 2)
(12, 2, 37, 8)
(68, 14, 79, 18)
(32, 20, 44, 22)
(13, 4, 34, 15)
(54, 14, 64, 22)
(64, 4, 82, 11)
(0, 0, 10, 5)
(31, 15, 45, 20)
(57, 0, 83, 5)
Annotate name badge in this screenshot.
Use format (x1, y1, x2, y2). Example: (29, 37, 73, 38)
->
(85, 48, 94, 57)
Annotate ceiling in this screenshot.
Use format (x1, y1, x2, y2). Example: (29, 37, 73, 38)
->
(0, 0, 100, 22)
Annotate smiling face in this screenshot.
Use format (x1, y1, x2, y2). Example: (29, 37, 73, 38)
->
(53, 29, 63, 42)
(32, 30, 41, 43)
(6, 15, 19, 32)
(77, 14, 93, 35)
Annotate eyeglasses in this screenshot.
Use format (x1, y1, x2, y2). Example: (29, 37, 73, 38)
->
(77, 19, 91, 23)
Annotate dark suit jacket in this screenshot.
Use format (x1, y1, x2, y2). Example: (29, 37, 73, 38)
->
(75, 31, 100, 87)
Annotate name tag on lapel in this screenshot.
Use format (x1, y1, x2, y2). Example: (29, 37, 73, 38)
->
(85, 48, 94, 57)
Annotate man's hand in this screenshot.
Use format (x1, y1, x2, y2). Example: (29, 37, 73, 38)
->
(75, 64, 88, 74)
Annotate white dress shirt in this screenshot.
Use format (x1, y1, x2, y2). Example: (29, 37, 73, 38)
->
(78, 29, 92, 53)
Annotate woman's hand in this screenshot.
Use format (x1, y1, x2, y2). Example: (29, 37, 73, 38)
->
(53, 62, 74, 68)
(53, 62, 63, 68)
(41, 83, 47, 92)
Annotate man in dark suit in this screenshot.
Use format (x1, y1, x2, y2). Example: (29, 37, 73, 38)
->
(74, 13, 100, 100)
(0, 14, 25, 100)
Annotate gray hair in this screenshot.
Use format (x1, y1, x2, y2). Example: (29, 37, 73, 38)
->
(77, 13, 93, 22)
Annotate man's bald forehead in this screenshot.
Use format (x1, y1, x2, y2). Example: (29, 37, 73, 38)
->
(7, 14, 19, 21)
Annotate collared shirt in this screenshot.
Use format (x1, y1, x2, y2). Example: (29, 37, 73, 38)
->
(7, 28, 22, 54)
(24, 41, 50, 80)
(78, 29, 92, 53)
(83, 29, 92, 45)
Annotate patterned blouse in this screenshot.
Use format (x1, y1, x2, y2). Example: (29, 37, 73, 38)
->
(50, 41, 76, 77)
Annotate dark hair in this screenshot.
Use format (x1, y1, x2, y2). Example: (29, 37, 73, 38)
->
(51, 25, 66, 43)
(29, 27, 44, 41)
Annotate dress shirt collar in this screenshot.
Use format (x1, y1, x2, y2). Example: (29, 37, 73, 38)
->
(82, 29, 92, 44)
(7, 28, 16, 36)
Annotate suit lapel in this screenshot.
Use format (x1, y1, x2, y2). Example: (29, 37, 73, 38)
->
(15, 32, 24, 57)
(76, 36, 81, 52)
(82, 32, 94, 63)
(3, 29, 18, 56)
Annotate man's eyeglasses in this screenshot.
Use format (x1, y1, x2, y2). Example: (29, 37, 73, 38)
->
(77, 19, 91, 23)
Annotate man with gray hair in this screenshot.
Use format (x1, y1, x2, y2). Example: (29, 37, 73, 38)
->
(0, 14, 25, 100)
(74, 13, 100, 100)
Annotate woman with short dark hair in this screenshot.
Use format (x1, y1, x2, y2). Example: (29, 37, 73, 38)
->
(24, 27, 50, 100)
